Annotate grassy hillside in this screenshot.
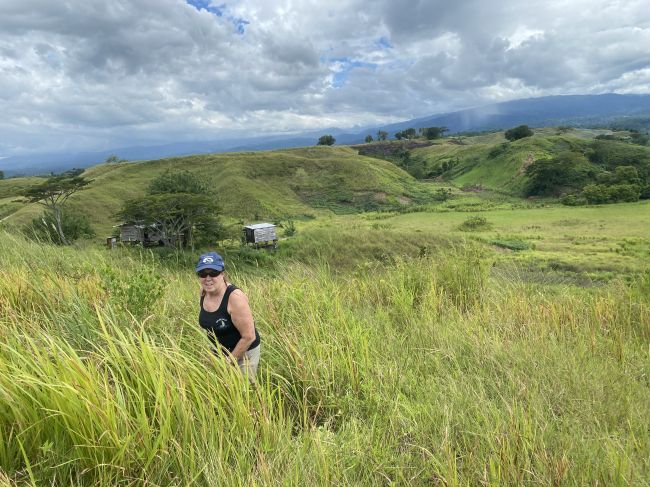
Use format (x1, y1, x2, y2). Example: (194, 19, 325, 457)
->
(1, 146, 432, 236)
(0, 229, 648, 485)
(407, 128, 586, 192)
(3, 129, 649, 240)
(0, 176, 42, 221)
(392, 127, 650, 197)
(1, 143, 649, 483)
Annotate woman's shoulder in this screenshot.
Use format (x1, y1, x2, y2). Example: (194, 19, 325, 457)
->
(228, 285, 246, 298)
(227, 286, 249, 307)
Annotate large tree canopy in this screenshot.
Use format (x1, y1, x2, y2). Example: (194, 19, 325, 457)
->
(116, 170, 221, 249)
(317, 134, 336, 146)
(524, 152, 595, 196)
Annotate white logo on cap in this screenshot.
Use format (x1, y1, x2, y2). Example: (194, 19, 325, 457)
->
(203, 257, 214, 263)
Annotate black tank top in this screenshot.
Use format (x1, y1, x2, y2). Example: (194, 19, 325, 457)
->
(198, 284, 260, 353)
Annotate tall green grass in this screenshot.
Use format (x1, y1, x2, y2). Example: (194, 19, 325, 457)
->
(0, 231, 648, 485)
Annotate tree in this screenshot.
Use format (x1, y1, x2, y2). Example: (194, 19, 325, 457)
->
(0, 170, 4, 180)
(505, 125, 534, 141)
(317, 135, 335, 146)
(364, 135, 373, 143)
(21, 176, 92, 245)
(524, 152, 593, 196)
(581, 184, 610, 204)
(611, 166, 641, 185)
(117, 170, 221, 250)
(116, 193, 220, 250)
(105, 155, 126, 164)
(148, 169, 208, 195)
(420, 126, 448, 140)
(403, 128, 416, 139)
(377, 130, 388, 141)
(395, 128, 417, 140)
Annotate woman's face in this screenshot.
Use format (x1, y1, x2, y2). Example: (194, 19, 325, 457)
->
(198, 269, 223, 292)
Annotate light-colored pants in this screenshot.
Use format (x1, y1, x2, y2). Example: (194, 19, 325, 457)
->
(237, 344, 260, 380)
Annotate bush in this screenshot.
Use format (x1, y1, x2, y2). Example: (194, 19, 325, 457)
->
(24, 211, 96, 245)
(582, 183, 641, 204)
(488, 143, 508, 159)
(458, 216, 492, 232)
(100, 263, 166, 319)
(581, 184, 610, 204)
(432, 188, 453, 202)
(504, 125, 534, 141)
(640, 184, 650, 200)
(560, 193, 586, 206)
(283, 219, 297, 237)
(608, 184, 641, 202)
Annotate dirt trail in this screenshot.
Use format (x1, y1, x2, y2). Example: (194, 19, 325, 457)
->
(516, 153, 536, 177)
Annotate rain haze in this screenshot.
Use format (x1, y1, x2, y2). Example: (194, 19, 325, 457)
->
(1, 0, 650, 157)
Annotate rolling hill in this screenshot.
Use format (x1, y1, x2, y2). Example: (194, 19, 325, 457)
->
(0, 146, 429, 236)
(3, 127, 649, 239)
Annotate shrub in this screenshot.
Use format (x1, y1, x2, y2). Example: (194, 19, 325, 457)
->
(608, 184, 641, 202)
(100, 263, 166, 319)
(283, 219, 297, 237)
(582, 183, 641, 204)
(582, 184, 610, 204)
(488, 143, 508, 159)
(433, 188, 453, 202)
(458, 216, 492, 232)
(560, 193, 586, 206)
(640, 184, 650, 200)
(504, 125, 534, 141)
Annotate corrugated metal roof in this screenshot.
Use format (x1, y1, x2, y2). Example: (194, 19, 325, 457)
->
(244, 223, 276, 230)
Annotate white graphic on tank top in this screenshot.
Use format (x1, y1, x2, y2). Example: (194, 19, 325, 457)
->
(214, 318, 229, 330)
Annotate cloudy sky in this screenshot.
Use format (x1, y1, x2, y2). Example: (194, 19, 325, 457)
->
(1, 0, 649, 156)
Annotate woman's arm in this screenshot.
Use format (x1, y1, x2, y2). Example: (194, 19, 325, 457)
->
(228, 290, 256, 361)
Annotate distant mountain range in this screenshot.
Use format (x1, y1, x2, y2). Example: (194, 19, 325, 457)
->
(3, 93, 650, 176)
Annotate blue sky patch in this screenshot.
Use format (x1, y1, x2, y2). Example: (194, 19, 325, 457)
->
(186, 1, 249, 34)
(186, 0, 224, 16)
(324, 56, 377, 88)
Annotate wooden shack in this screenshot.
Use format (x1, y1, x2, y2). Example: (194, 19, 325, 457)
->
(243, 223, 278, 248)
(116, 222, 170, 247)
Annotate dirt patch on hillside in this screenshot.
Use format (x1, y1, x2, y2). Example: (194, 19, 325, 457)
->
(374, 192, 388, 202)
(516, 153, 536, 177)
(396, 196, 411, 205)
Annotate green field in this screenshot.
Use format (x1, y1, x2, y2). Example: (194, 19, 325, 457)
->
(0, 221, 649, 485)
(1, 133, 649, 485)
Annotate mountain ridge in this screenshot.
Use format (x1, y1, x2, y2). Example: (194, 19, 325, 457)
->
(2, 93, 650, 176)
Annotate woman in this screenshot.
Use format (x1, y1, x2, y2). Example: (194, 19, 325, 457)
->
(196, 251, 260, 378)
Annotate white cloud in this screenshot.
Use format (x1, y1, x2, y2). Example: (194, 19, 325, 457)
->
(0, 0, 649, 154)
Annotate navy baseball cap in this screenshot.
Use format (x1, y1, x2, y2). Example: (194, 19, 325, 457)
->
(195, 252, 225, 272)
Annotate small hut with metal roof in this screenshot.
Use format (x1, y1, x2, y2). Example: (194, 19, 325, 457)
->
(115, 221, 180, 247)
(243, 223, 278, 248)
